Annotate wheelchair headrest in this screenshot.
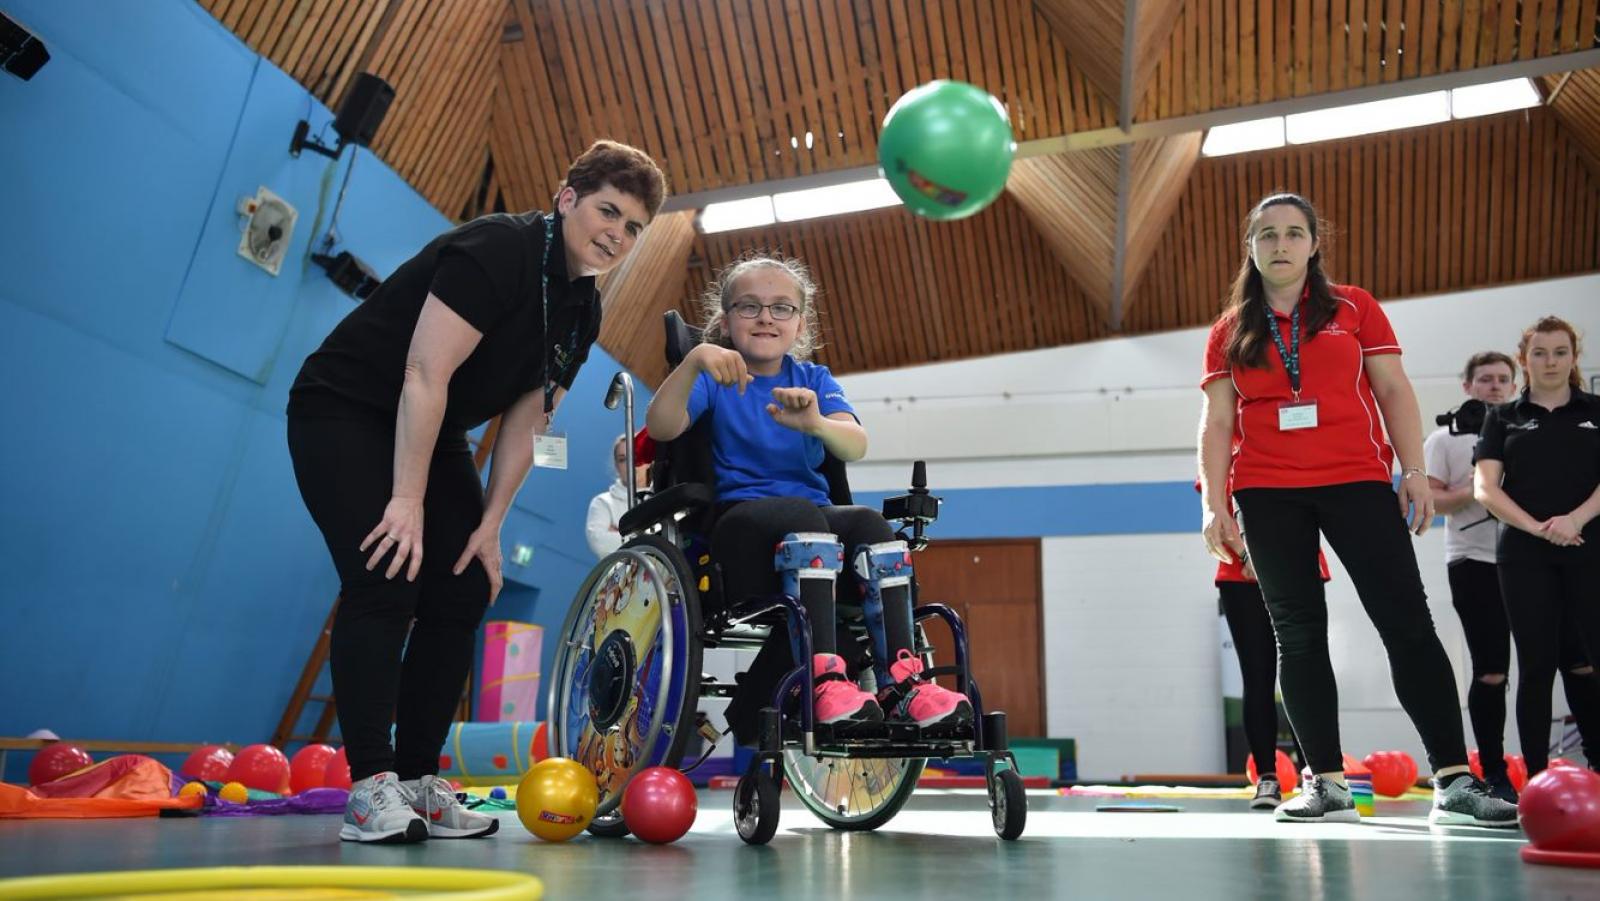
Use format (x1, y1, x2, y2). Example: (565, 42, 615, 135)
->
(664, 310, 703, 368)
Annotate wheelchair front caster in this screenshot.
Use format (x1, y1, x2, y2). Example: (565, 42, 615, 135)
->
(734, 769, 780, 845)
(587, 811, 630, 838)
(989, 767, 1027, 841)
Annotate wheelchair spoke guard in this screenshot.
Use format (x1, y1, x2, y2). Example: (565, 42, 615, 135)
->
(548, 536, 701, 816)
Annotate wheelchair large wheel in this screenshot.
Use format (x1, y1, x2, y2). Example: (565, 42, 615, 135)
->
(783, 751, 924, 831)
(547, 534, 702, 818)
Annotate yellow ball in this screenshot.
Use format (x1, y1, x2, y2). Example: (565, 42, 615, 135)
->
(178, 781, 208, 799)
(516, 757, 598, 842)
(218, 781, 250, 804)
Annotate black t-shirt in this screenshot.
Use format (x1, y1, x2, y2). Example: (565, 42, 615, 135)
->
(1475, 387, 1600, 561)
(289, 211, 600, 432)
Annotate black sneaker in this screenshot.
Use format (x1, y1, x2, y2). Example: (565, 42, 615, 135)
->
(1484, 772, 1519, 805)
(1429, 773, 1519, 828)
(1275, 774, 1359, 823)
(1250, 778, 1282, 810)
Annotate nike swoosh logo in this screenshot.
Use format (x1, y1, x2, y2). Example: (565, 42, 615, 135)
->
(353, 811, 369, 824)
(430, 809, 444, 821)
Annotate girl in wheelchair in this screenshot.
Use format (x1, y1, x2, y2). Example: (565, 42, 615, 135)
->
(645, 254, 972, 737)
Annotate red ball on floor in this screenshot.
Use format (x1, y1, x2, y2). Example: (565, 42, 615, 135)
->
(1520, 765, 1600, 853)
(621, 766, 697, 844)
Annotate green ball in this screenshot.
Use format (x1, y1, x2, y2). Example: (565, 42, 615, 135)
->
(878, 80, 1016, 221)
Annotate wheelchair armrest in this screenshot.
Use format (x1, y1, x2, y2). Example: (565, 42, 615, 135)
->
(618, 482, 715, 536)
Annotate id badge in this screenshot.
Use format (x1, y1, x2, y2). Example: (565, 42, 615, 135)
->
(533, 431, 568, 470)
(1278, 399, 1318, 431)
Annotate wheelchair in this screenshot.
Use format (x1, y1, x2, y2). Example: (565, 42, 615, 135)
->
(544, 311, 1027, 845)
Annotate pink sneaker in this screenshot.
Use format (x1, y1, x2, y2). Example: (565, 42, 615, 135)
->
(812, 654, 883, 725)
(882, 649, 974, 727)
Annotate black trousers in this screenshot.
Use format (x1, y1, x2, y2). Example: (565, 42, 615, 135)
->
(714, 498, 916, 747)
(711, 497, 914, 658)
(1497, 552, 1600, 775)
(1220, 581, 1300, 779)
(287, 413, 492, 782)
(1448, 559, 1513, 775)
(1235, 481, 1466, 775)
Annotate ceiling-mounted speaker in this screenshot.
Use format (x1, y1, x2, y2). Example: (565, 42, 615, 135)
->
(0, 12, 50, 81)
(291, 72, 394, 159)
(332, 73, 394, 148)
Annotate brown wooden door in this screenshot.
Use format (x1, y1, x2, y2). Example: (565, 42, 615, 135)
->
(911, 539, 1045, 737)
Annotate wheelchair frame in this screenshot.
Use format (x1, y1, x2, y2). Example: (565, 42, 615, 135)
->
(548, 361, 1027, 844)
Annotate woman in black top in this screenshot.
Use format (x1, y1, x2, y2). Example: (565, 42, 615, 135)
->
(287, 140, 666, 843)
(1474, 315, 1600, 776)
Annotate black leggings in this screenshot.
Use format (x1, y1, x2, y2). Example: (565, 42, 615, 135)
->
(1449, 559, 1513, 775)
(287, 414, 492, 783)
(1497, 554, 1600, 775)
(1220, 581, 1301, 779)
(711, 497, 914, 660)
(1235, 481, 1466, 775)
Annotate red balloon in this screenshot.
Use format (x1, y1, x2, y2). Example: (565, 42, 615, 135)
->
(323, 747, 352, 791)
(1364, 752, 1408, 798)
(1519, 766, 1600, 852)
(180, 745, 234, 782)
(1392, 751, 1418, 789)
(227, 744, 291, 794)
(620, 766, 697, 844)
(1505, 754, 1529, 792)
(1245, 750, 1299, 788)
(1467, 749, 1484, 780)
(289, 744, 338, 794)
(28, 743, 93, 786)
(532, 722, 551, 764)
(1551, 757, 1578, 770)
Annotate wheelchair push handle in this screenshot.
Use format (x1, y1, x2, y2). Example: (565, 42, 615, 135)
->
(605, 371, 638, 511)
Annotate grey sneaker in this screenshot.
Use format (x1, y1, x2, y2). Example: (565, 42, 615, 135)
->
(1250, 778, 1282, 810)
(1275, 774, 1359, 823)
(404, 774, 499, 839)
(1484, 772, 1519, 805)
(340, 772, 427, 843)
(1429, 773, 1519, 828)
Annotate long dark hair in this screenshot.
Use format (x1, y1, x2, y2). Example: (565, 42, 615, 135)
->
(1222, 193, 1339, 369)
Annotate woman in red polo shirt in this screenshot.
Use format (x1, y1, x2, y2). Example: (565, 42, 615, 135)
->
(1196, 193, 1515, 828)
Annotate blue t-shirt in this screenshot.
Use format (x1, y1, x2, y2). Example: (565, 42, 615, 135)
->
(686, 355, 856, 505)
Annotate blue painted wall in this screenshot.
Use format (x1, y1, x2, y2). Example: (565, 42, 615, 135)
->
(0, 1, 647, 781)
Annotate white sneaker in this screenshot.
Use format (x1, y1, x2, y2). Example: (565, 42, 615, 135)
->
(1274, 774, 1360, 823)
(340, 772, 427, 844)
(403, 774, 499, 839)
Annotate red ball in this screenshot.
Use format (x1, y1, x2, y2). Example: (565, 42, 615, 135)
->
(1519, 766, 1600, 852)
(227, 744, 291, 794)
(1392, 751, 1418, 789)
(28, 743, 93, 786)
(323, 747, 352, 791)
(1245, 750, 1299, 788)
(180, 745, 234, 782)
(620, 766, 697, 844)
(1505, 754, 1529, 792)
(289, 744, 338, 794)
(532, 722, 551, 764)
(1364, 752, 1408, 798)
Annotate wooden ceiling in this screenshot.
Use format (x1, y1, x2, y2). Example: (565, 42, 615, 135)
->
(207, 0, 1600, 383)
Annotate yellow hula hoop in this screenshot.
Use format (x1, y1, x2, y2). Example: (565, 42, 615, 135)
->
(0, 866, 541, 900)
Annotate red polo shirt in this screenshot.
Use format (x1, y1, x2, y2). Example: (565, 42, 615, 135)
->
(1201, 285, 1400, 490)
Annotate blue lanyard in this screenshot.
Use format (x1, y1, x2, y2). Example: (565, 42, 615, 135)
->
(1266, 302, 1302, 399)
(542, 215, 584, 414)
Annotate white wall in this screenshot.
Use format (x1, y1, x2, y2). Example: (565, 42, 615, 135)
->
(840, 273, 1600, 780)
